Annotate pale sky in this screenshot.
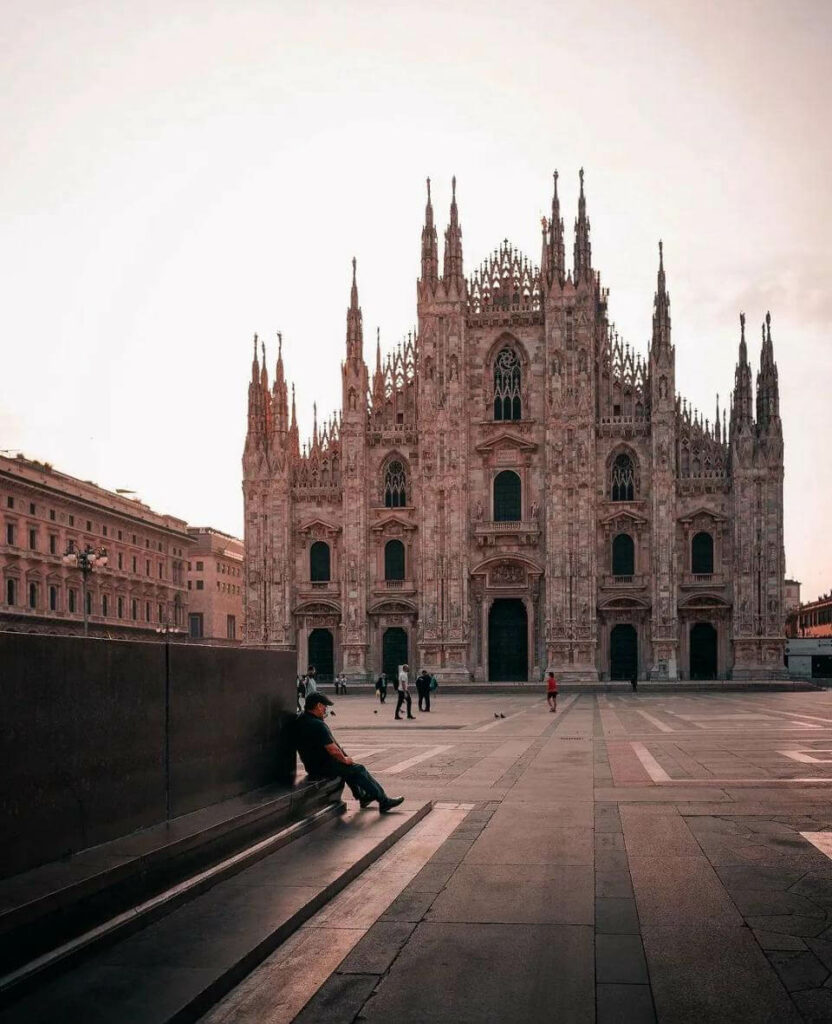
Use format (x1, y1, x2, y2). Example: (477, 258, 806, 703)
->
(1, 0, 830, 600)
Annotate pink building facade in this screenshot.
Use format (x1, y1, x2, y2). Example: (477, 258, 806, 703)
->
(186, 527, 244, 644)
(242, 173, 787, 683)
(0, 453, 191, 637)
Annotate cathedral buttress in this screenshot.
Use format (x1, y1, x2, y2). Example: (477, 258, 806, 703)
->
(341, 259, 370, 679)
(648, 242, 679, 678)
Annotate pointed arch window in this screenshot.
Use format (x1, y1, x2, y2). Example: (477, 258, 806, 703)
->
(310, 541, 331, 582)
(384, 460, 407, 508)
(611, 454, 635, 502)
(493, 348, 522, 421)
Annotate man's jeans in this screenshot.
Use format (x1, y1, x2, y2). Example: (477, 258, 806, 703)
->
(331, 763, 388, 803)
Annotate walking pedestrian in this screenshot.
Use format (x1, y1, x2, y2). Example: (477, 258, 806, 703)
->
(416, 668, 432, 712)
(375, 672, 388, 703)
(395, 664, 414, 720)
(546, 670, 558, 712)
(294, 694, 404, 812)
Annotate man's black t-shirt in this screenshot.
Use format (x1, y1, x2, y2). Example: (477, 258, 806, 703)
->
(294, 712, 339, 777)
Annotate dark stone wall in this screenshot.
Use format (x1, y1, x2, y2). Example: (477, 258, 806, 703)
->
(0, 632, 296, 879)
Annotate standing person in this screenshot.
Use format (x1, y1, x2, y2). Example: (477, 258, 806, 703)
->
(395, 664, 414, 720)
(296, 674, 306, 713)
(375, 672, 388, 704)
(416, 668, 431, 712)
(630, 673, 638, 694)
(294, 694, 404, 812)
(304, 665, 317, 698)
(546, 670, 558, 712)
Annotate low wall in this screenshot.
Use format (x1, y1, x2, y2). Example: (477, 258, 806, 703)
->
(0, 632, 296, 879)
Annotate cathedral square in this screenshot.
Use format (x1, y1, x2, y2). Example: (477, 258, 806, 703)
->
(242, 171, 786, 685)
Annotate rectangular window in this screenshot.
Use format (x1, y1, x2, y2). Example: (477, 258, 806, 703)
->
(28, 582, 37, 609)
(145, 601, 150, 621)
(132, 556, 137, 572)
(102, 525, 108, 537)
(188, 561, 192, 570)
(6, 523, 15, 546)
(29, 502, 35, 515)
(118, 530, 122, 541)
(196, 579, 204, 590)
(87, 521, 92, 532)
(68, 589, 76, 613)
(86, 591, 92, 615)
(49, 534, 57, 555)
(189, 613, 204, 639)
(117, 596, 124, 619)
(6, 497, 13, 509)
(226, 615, 236, 640)
(158, 602, 163, 622)
(146, 539, 150, 548)
(187, 580, 192, 590)
(158, 562, 163, 579)
(196, 561, 204, 571)
(131, 598, 137, 620)
(102, 594, 109, 617)
(6, 578, 17, 605)
(118, 553, 123, 570)
(49, 509, 55, 521)
(69, 514, 74, 527)
(28, 528, 37, 550)
(49, 585, 58, 611)
(146, 560, 151, 575)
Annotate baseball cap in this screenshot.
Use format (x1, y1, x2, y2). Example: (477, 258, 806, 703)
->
(305, 692, 334, 711)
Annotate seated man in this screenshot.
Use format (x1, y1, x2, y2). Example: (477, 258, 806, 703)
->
(294, 693, 404, 813)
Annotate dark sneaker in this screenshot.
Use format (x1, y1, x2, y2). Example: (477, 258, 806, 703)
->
(379, 796, 404, 813)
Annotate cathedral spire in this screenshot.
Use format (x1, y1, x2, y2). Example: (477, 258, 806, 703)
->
(345, 256, 363, 363)
(573, 167, 592, 285)
(289, 382, 299, 456)
(651, 240, 671, 354)
(272, 331, 289, 431)
(756, 310, 781, 432)
(442, 175, 464, 288)
(420, 177, 439, 291)
(731, 312, 754, 438)
(547, 170, 565, 285)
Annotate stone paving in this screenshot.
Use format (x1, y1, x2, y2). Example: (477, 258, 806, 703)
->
(211, 689, 832, 1022)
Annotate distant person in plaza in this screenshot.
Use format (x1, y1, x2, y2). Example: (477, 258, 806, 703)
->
(395, 664, 415, 720)
(304, 665, 317, 697)
(416, 668, 432, 712)
(296, 675, 306, 713)
(375, 672, 388, 703)
(546, 670, 558, 712)
(294, 693, 404, 812)
(630, 673, 638, 694)
(334, 672, 348, 695)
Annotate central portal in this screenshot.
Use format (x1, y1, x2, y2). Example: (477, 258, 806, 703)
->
(488, 598, 528, 681)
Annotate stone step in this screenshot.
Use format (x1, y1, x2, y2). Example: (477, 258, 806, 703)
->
(0, 800, 431, 1024)
(0, 777, 342, 979)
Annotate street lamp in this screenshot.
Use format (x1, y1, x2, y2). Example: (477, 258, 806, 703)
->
(156, 621, 185, 820)
(62, 544, 108, 636)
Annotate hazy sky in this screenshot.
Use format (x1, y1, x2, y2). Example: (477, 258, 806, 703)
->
(1, 1, 830, 600)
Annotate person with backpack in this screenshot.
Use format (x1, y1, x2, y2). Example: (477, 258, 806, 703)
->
(375, 672, 388, 704)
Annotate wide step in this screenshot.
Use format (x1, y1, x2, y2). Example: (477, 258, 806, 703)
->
(0, 801, 431, 1024)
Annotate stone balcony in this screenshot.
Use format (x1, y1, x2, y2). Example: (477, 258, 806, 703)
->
(681, 572, 726, 588)
(601, 574, 648, 589)
(372, 579, 417, 596)
(298, 581, 341, 598)
(473, 519, 540, 547)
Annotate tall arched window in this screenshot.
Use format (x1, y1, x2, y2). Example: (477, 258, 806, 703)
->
(493, 348, 522, 421)
(493, 471, 522, 522)
(612, 534, 635, 576)
(691, 532, 714, 574)
(611, 454, 635, 502)
(384, 460, 407, 508)
(310, 541, 331, 582)
(384, 539, 405, 581)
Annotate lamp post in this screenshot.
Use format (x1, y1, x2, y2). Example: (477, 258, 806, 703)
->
(62, 544, 108, 636)
(156, 622, 185, 819)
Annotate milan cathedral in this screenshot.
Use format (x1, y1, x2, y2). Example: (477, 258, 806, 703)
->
(242, 172, 786, 683)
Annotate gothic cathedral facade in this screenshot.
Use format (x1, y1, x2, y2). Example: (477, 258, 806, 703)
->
(242, 172, 786, 683)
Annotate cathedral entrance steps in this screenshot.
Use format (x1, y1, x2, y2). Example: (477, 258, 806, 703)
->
(0, 799, 431, 1024)
(0, 777, 343, 995)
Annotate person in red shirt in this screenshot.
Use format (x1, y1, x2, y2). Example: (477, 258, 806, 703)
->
(546, 671, 558, 712)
